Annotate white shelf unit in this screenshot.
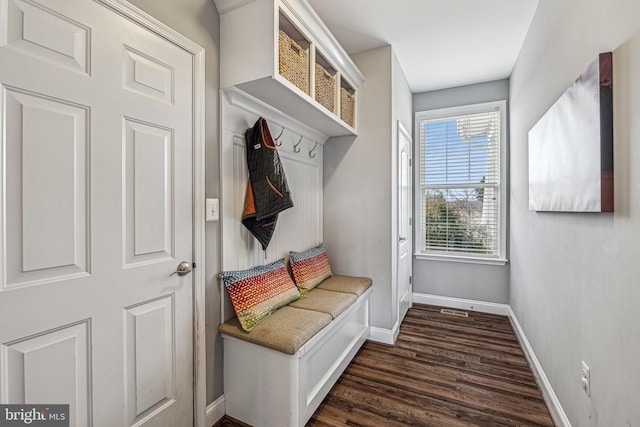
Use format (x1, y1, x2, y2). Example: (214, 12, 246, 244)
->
(216, 0, 364, 137)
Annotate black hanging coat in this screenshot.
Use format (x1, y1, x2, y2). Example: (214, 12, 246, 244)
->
(241, 117, 294, 250)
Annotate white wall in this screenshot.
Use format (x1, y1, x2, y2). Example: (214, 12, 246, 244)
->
(509, 0, 640, 425)
(392, 49, 414, 323)
(324, 45, 412, 335)
(126, 0, 223, 405)
(414, 79, 509, 112)
(324, 46, 393, 329)
(392, 50, 413, 137)
(413, 80, 510, 304)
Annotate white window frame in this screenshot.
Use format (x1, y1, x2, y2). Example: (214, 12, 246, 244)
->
(414, 100, 508, 266)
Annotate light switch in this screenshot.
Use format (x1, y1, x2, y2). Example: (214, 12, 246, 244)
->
(206, 198, 219, 221)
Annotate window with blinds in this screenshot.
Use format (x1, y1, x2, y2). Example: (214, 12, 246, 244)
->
(416, 102, 504, 260)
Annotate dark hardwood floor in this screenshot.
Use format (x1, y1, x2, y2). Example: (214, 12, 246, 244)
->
(217, 304, 555, 427)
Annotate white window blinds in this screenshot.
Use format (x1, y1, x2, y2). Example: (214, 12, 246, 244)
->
(418, 106, 502, 258)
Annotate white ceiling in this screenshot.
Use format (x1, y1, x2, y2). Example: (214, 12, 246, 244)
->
(307, 0, 539, 93)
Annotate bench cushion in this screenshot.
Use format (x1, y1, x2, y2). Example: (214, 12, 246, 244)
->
(289, 288, 357, 319)
(219, 306, 331, 355)
(316, 275, 372, 296)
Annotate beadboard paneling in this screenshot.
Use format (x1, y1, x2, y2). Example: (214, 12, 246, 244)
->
(220, 90, 326, 321)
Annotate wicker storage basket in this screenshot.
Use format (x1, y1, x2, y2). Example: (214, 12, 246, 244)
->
(279, 30, 309, 95)
(340, 87, 355, 127)
(315, 63, 336, 113)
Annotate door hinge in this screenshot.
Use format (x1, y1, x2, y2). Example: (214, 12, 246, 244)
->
(409, 217, 412, 226)
(409, 275, 412, 284)
(409, 158, 412, 167)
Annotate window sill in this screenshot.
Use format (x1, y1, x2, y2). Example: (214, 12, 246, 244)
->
(414, 253, 508, 266)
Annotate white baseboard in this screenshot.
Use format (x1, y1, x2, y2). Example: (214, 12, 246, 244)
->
(508, 308, 571, 427)
(412, 293, 510, 316)
(368, 320, 400, 345)
(206, 395, 226, 427)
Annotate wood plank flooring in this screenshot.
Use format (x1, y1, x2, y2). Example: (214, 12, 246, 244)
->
(216, 304, 555, 427)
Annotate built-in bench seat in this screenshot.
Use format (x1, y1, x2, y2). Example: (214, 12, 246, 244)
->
(220, 275, 372, 426)
(315, 274, 373, 296)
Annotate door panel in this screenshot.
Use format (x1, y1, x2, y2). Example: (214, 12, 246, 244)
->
(1, 320, 91, 426)
(124, 118, 174, 264)
(4, 0, 90, 74)
(3, 87, 90, 289)
(124, 296, 175, 424)
(123, 47, 174, 104)
(0, 1, 194, 426)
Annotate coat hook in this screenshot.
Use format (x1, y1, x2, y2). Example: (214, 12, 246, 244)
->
(275, 127, 285, 146)
(309, 141, 318, 158)
(293, 135, 303, 153)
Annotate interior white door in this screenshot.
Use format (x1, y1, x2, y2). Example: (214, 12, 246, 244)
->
(0, 1, 194, 426)
(398, 122, 413, 323)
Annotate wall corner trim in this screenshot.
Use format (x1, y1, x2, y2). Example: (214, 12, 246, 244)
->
(508, 308, 572, 427)
(412, 293, 510, 315)
(369, 321, 400, 345)
(206, 395, 226, 427)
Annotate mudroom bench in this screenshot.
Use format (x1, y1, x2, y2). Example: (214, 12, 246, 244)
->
(219, 275, 372, 427)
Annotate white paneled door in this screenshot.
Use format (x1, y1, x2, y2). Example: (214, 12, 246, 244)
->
(398, 122, 413, 323)
(0, 1, 195, 426)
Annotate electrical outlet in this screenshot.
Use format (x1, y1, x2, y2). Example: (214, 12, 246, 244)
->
(581, 360, 590, 397)
(206, 198, 219, 221)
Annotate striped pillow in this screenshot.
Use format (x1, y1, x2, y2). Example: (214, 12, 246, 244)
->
(289, 244, 333, 293)
(220, 259, 300, 332)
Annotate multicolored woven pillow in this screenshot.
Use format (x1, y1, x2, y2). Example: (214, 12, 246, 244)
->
(289, 243, 333, 293)
(220, 259, 300, 332)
